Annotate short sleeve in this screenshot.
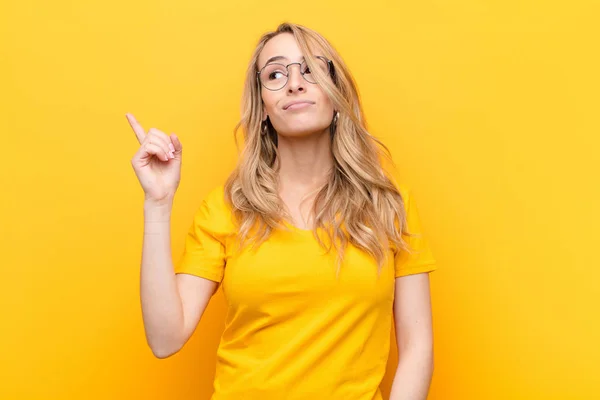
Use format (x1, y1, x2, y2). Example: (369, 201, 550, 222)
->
(394, 188, 438, 278)
(174, 186, 231, 283)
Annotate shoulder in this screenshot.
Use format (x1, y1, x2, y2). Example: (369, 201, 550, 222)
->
(395, 183, 411, 203)
(192, 185, 235, 232)
(383, 167, 411, 202)
(202, 185, 228, 209)
(386, 175, 412, 211)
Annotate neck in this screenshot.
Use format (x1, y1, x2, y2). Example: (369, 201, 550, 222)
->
(276, 129, 333, 191)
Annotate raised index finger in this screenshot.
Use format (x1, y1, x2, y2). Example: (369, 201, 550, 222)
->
(125, 113, 146, 144)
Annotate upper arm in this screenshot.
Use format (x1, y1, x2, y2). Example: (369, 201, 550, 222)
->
(394, 187, 437, 278)
(393, 273, 434, 353)
(176, 273, 219, 345)
(172, 186, 231, 347)
(392, 186, 436, 352)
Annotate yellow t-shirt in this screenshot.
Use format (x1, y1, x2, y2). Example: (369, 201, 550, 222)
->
(174, 184, 437, 400)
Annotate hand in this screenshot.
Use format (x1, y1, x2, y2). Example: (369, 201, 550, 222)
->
(127, 113, 182, 204)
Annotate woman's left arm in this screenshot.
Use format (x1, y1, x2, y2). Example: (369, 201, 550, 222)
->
(389, 272, 435, 400)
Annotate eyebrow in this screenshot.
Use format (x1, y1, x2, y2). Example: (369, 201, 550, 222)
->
(266, 55, 297, 64)
(262, 54, 319, 67)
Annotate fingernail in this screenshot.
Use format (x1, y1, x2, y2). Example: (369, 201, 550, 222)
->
(169, 151, 175, 159)
(169, 143, 175, 152)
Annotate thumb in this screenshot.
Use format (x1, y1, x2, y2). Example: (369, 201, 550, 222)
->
(170, 133, 183, 154)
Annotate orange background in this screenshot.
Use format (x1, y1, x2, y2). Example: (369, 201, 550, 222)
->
(1, 0, 598, 399)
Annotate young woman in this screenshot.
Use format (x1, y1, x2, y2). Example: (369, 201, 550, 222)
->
(128, 22, 437, 400)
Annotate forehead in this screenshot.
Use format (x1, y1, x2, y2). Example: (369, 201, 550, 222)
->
(258, 33, 320, 67)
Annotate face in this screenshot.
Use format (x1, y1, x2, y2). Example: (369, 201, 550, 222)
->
(257, 33, 335, 138)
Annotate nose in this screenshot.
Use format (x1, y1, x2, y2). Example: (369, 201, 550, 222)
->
(286, 63, 305, 93)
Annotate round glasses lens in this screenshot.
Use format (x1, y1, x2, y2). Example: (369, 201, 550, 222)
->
(301, 57, 329, 84)
(260, 63, 288, 90)
(259, 58, 330, 90)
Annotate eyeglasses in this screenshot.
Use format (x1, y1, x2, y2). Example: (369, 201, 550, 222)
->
(257, 56, 333, 91)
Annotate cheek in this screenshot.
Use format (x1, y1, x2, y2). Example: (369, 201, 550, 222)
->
(317, 95, 334, 118)
(315, 87, 333, 109)
(261, 91, 279, 117)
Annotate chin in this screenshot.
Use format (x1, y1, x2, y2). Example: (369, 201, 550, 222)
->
(278, 124, 330, 138)
(277, 116, 331, 135)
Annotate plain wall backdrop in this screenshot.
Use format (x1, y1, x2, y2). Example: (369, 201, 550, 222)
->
(1, 0, 598, 399)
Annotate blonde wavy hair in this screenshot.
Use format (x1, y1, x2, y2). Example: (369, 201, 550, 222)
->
(224, 22, 415, 275)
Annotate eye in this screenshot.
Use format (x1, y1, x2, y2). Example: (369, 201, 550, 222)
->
(263, 64, 287, 81)
(268, 71, 285, 80)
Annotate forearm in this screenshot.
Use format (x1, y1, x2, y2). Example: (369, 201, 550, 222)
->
(389, 345, 434, 400)
(140, 199, 184, 357)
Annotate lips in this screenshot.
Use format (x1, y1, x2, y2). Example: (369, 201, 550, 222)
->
(283, 100, 315, 110)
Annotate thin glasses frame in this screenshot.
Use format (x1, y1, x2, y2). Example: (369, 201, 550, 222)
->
(256, 56, 334, 91)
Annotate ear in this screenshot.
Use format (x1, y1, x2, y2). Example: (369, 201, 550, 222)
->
(262, 106, 268, 122)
